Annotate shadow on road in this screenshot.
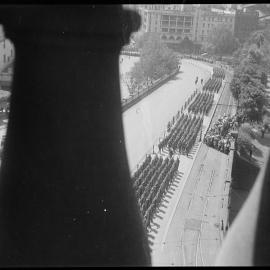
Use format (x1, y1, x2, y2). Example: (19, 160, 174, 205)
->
(228, 152, 260, 226)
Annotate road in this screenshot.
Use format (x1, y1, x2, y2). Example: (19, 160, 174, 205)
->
(151, 68, 236, 266)
(122, 59, 212, 172)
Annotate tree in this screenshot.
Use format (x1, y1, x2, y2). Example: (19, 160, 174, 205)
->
(230, 27, 270, 122)
(179, 37, 194, 54)
(208, 25, 239, 56)
(133, 32, 150, 50)
(230, 77, 243, 100)
(130, 33, 178, 85)
(239, 84, 266, 121)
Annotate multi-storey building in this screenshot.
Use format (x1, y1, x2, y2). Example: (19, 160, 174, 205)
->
(136, 4, 236, 48)
(195, 8, 235, 46)
(137, 4, 196, 44)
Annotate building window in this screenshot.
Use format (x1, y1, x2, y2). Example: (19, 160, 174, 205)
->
(170, 21, 176, 27)
(162, 21, 169, 26)
(185, 22, 191, 27)
(169, 28, 176, 33)
(208, 23, 210, 27)
(177, 29, 183, 33)
(177, 21, 184, 27)
(203, 23, 205, 27)
(162, 28, 168, 32)
(202, 30, 204, 34)
(184, 29, 190, 33)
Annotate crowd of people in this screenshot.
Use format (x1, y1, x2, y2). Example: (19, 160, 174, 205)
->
(181, 54, 215, 64)
(158, 114, 203, 156)
(132, 155, 180, 228)
(204, 114, 236, 155)
(187, 92, 214, 115)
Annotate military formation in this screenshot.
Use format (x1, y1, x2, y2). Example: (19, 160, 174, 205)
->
(188, 92, 214, 115)
(204, 114, 236, 155)
(213, 66, 226, 79)
(130, 62, 226, 229)
(132, 155, 180, 228)
(158, 114, 203, 156)
(203, 77, 223, 93)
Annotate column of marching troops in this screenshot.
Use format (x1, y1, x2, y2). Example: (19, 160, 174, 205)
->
(188, 92, 214, 115)
(132, 155, 180, 228)
(203, 77, 222, 93)
(131, 66, 226, 229)
(182, 54, 215, 64)
(158, 114, 203, 156)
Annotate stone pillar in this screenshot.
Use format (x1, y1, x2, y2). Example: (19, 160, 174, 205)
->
(0, 6, 151, 266)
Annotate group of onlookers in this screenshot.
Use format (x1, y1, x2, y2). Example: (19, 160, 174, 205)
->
(204, 114, 237, 154)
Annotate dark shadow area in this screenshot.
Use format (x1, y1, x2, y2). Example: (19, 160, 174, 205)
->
(253, 151, 270, 265)
(255, 133, 270, 147)
(252, 144, 263, 158)
(228, 152, 260, 225)
(0, 6, 151, 266)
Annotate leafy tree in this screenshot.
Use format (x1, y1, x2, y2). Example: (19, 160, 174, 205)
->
(133, 32, 150, 50)
(178, 37, 194, 54)
(130, 33, 178, 85)
(208, 25, 239, 55)
(239, 84, 266, 121)
(230, 27, 270, 122)
(230, 77, 243, 100)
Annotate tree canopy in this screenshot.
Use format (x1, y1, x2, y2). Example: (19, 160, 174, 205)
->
(230, 28, 270, 122)
(208, 25, 239, 56)
(129, 33, 178, 86)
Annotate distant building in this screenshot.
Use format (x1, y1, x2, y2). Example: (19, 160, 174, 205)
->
(136, 5, 236, 48)
(194, 7, 235, 46)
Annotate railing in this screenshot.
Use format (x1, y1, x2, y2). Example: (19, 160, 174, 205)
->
(121, 68, 179, 113)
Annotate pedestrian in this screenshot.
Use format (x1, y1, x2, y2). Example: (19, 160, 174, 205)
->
(249, 147, 253, 159)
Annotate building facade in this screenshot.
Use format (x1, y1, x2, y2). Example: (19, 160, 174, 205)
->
(136, 4, 236, 48)
(195, 8, 235, 46)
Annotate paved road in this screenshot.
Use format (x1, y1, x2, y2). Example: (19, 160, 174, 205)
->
(151, 68, 236, 266)
(122, 60, 212, 172)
